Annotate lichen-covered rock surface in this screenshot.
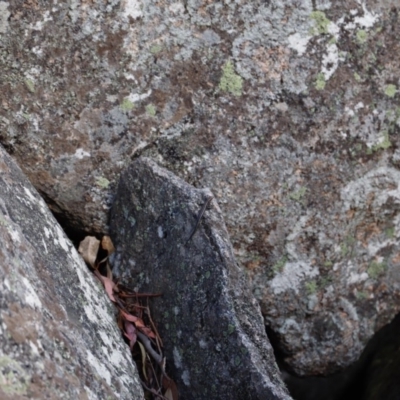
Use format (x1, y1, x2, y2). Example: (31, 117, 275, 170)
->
(109, 157, 291, 400)
(0, 144, 144, 400)
(2, 0, 400, 375)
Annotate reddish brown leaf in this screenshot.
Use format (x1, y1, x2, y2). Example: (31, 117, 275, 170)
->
(163, 377, 179, 400)
(94, 270, 117, 302)
(139, 325, 156, 339)
(105, 261, 113, 280)
(120, 309, 146, 328)
(102, 276, 117, 302)
(123, 320, 137, 350)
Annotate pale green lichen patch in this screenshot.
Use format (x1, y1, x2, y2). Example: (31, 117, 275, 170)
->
(305, 280, 317, 295)
(356, 291, 368, 300)
(356, 29, 368, 44)
(328, 36, 337, 45)
(24, 78, 35, 93)
(145, 104, 156, 116)
(320, 275, 333, 287)
(386, 107, 400, 121)
(0, 214, 8, 226)
(340, 235, 356, 257)
(367, 131, 391, 153)
(385, 227, 395, 238)
(310, 11, 331, 36)
(315, 73, 326, 90)
(120, 98, 135, 111)
(219, 61, 243, 97)
(150, 44, 162, 54)
(378, 132, 391, 149)
(289, 186, 307, 202)
(384, 84, 397, 97)
(350, 143, 363, 158)
(367, 260, 387, 279)
(272, 255, 287, 274)
(354, 72, 362, 82)
(0, 356, 30, 395)
(95, 176, 110, 188)
(340, 242, 349, 257)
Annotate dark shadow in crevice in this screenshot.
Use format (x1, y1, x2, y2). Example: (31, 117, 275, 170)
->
(43, 191, 115, 280)
(266, 311, 400, 400)
(51, 209, 92, 247)
(38, 190, 101, 247)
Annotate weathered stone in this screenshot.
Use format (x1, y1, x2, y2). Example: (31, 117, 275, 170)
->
(109, 157, 291, 400)
(0, 144, 144, 399)
(283, 311, 400, 400)
(2, 0, 400, 376)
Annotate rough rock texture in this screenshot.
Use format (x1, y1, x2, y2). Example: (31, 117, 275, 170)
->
(2, 0, 400, 375)
(284, 312, 400, 400)
(0, 144, 144, 400)
(109, 157, 291, 400)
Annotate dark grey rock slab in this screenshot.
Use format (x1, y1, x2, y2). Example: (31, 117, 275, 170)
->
(109, 157, 291, 400)
(0, 144, 144, 399)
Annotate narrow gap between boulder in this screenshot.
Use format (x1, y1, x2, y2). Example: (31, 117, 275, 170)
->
(266, 311, 400, 400)
(51, 208, 178, 399)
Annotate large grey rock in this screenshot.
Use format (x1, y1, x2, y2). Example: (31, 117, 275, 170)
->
(2, 0, 400, 376)
(109, 157, 291, 400)
(0, 144, 144, 399)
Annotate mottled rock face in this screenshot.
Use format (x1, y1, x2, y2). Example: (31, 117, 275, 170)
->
(0, 145, 144, 399)
(2, 0, 400, 375)
(110, 157, 291, 400)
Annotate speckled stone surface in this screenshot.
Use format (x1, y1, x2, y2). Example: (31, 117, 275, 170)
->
(2, 0, 400, 375)
(0, 144, 144, 400)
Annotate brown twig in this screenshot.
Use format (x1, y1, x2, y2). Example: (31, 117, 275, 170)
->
(119, 292, 163, 298)
(146, 299, 163, 349)
(140, 379, 169, 400)
(185, 196, 213, 245)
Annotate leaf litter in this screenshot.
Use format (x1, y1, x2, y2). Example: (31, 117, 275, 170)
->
(79, 235, 178, 400)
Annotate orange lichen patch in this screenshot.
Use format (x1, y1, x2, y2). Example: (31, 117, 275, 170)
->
(252, 46, 290, 81)
(261, 195, 284, 208)
(365, 192, 375, 208)
(0, 160, 9, 172)
(245, 259, 262, 271)
(311, 159, 326, 169)
(356, 222, 382, 247)
(270, 131, 281, 142)
(2, 303, 40, 345)
(22, 0, 39, 9)
(197, 0, 217, 18)
(346, 208, 356, 220)
(28, 364, 96, 400)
